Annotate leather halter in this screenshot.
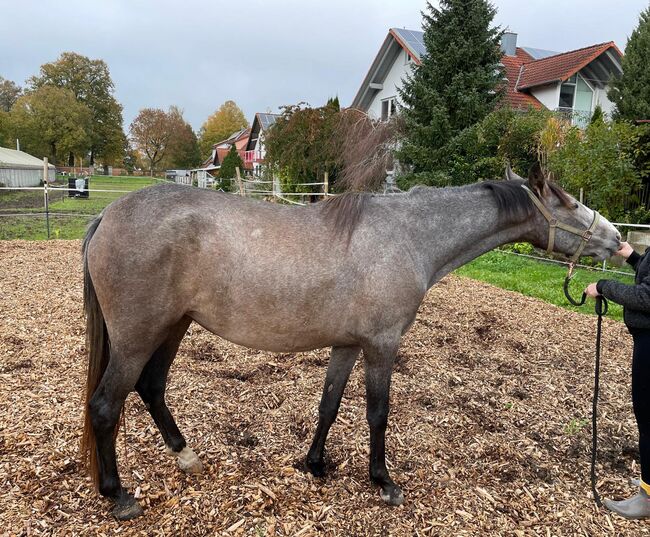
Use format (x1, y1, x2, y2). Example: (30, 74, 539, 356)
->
(521, 185, 600, 266)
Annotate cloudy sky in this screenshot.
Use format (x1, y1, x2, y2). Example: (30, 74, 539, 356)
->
(0, 0, 646, 132)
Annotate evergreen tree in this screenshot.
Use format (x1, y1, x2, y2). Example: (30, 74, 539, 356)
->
(219, 145, 244, 192)
(398, 0, 504, 186)
(608, 6, 650, 121)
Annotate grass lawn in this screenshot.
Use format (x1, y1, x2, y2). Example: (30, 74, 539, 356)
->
(455, 250, 634, 321)
(0, 176, 162, 240)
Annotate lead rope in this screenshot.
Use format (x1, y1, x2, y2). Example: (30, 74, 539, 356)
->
(565, 271, 607, 508)
(591, 295, 607, 508)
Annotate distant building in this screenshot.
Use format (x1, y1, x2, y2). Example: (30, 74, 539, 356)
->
(0, 146, 55, 187)
(165, 169, 190, 183)
(351, 28, 623, 127)
(199, 128, 251, 175)
(244, 113, 279, 176)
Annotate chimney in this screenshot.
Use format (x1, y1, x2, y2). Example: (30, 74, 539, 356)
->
(500, 32, 517, 56)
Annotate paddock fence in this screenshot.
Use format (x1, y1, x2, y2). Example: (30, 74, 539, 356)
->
(1, 164, 649, 278)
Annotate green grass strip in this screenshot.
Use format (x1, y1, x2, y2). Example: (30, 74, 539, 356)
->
(455, 250, 634, 322)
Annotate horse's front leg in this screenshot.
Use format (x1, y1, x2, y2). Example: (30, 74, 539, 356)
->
(306, 345, 360, 476)
(363, 339, 403, 506)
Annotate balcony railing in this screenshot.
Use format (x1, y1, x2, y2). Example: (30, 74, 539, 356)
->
(555, 107, 593, 129)
(244, 150, 264, 163)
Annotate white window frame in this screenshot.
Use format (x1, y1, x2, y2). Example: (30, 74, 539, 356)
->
(381, 97, 397, 121)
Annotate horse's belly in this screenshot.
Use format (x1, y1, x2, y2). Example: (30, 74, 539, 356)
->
(189, 310, 353, 353)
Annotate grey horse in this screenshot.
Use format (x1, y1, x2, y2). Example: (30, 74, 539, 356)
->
(80, 165, 620, 519)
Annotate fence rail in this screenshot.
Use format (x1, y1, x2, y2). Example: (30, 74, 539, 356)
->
(2, 169, 650, 279)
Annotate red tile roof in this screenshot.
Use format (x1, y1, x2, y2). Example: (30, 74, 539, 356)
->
(501, 49, 543, 109)
(517, 42, 621, 89)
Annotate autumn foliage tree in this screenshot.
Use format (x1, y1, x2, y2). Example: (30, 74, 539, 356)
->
(130, 108, 174, 175)
(163, 106, 202, 169)
(264, 98, 341, 191)
(198, 100, 248, 157)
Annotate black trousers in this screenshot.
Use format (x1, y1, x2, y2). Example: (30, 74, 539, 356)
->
(632, 330, 650, 482)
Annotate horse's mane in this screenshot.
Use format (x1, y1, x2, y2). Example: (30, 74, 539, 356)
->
(320, 180, 574, 238)
(481, 180, 574, 223)
(321, 192, 370, 239)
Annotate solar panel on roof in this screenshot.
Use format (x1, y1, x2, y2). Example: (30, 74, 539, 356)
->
(521, 47, 560, 60)
(259, 114, 278, 129)
(392, 28, 426, 60)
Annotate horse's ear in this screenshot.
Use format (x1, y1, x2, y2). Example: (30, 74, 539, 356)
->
(527, 162, 547, 197)
(505, 163, 523, 182)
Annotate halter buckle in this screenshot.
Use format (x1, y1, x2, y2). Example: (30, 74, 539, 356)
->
(549, 218, 558, 227)
(582, 230, 593, 241)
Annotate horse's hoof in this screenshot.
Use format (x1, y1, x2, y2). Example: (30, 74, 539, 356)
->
(380, 485, 404, 506)
(175, 446, 204, 474)
(112, 498, 144, 520)
(306, 459, 326, 478)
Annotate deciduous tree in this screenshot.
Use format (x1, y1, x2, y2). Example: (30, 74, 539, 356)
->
(30, 52, 125, 167)
(0, 77, 21, 112)
(198, 100, 248, 157)
(9, 86, 92, 164)
(130, 108, 174, 175)
(163, 106, 202, 169)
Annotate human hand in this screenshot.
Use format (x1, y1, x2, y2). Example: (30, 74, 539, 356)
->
(614, 242, 634, 259)
(584, 283, 600, 298)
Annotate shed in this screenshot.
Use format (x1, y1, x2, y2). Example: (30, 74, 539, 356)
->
(0, 147, 56, 187)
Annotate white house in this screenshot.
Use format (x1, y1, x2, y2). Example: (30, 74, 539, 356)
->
(351, 29, 623, 127)
(244, 112, 279, 176)
(0, 146, 55, 187)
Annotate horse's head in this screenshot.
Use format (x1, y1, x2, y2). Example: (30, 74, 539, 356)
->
(507, 164, 621, 262)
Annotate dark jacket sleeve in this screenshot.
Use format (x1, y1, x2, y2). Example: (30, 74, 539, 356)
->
(627, 251, 642, 270)
(598, 271, 650, 313)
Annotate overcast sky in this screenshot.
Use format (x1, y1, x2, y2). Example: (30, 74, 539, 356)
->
(0, 0, 647, 133)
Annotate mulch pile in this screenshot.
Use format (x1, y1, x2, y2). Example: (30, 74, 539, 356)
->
(1, 240, 649, 536)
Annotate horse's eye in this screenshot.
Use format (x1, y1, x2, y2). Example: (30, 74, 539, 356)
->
(573, 203, 579, 210)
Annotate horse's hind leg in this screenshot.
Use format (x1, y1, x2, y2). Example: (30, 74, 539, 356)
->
(363, 339, 403, 506)
(89, 346, 152, 520)
(306, 346, 360, 476)
(134, 316, 203, 474)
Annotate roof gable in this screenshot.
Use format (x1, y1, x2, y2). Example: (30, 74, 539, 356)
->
(245, 113, 279, 151)
(517, 42, 622, 89)
(351, 28, 623, 114)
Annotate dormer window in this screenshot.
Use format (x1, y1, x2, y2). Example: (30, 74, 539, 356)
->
(405, 51, 413, 64)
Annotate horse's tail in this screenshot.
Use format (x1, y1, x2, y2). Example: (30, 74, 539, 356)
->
(80, 213, 110, 488)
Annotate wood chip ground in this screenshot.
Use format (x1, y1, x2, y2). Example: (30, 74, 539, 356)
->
(1, 240, 648, 536)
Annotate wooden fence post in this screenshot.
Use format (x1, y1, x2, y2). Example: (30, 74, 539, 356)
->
(235, 167, 244, 197)
(324, 171, 329, 197)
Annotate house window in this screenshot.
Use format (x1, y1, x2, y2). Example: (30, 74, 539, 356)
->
(558, 73, 594, 128)
(405, 51, 413, 64)
(559, 82, 576, 109)
(381, 97, 396, 121)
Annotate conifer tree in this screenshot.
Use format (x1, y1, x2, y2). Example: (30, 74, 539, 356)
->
(608, 6, 650, 121)
(219, 145, 244, 192)
(398, 0, 504, 186)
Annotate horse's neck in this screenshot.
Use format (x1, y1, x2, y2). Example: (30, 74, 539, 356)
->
(402, 186, 532, 287)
